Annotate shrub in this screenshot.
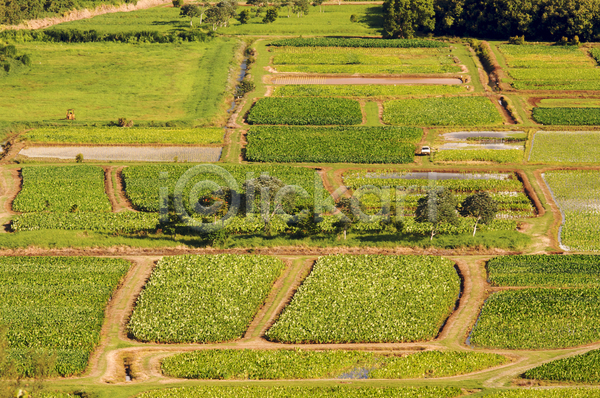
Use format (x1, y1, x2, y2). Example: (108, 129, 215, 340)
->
(172, 0, 184, 7)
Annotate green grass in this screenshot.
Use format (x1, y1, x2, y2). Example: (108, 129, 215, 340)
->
(0, 39, 237, 125)
(470, 288, 600, 349)
(538, 98, 600, 108)
(161, 349, 508, 380)
(245, 126, 421, 163)
(266, 255, 460, 343)
(434, 149, 523, 164)
(127, 255, 285, 343)
(488, 389, 600, 397)
(529, 131, 600, 163)
(272, 84, 468, 98)
(21, 127, 225, 145)
(275, 65, 462, 74)
(383, 97, 503, 126)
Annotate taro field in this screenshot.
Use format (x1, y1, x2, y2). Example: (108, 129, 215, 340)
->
(543, 170, 600, 251)
(529, 131, 600, 162)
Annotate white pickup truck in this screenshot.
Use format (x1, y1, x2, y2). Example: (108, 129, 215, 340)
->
(420, 146, 431, 155)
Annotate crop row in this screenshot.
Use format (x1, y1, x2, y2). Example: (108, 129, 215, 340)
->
(543, 170, 600, 251)
(434, 149, 523, 164)
(161, 349, 507, 380)
(21, 127, 225, 145)
(127, 255, 285, 343)
(272, 47, 451, 56)
(529, 131, 600, 163)
(514, 80, 600, 90)
(13, 166, 111, 213)
(247, 97, 362, 126)
(383, 97, 503, 126)
(272, 84, 467, 98)
(11, 212, 159, 233)
(272, 52, 456, 66)
(470, 288, 600, 349)
(245, 126, 422, 164)
(532, 107, 600, 125)
(0, 256, 129, 376)
(274, 65, 462, 74)
(266, 255, 460, 343)
(269, 38, 449, 48)
(487, 255, 600, 287)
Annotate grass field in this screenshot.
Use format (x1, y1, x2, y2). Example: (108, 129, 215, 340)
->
(530, 131, 600, 162)
(0, 38, 237, 126)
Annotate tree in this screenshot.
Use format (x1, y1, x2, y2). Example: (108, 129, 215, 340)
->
(460, 192, 498, 236)
(415, 187, 458, 240)
(312, 0, 324, 13)
(433, 0, 464, 34)
(172, 0, 184, 7)
(262, 6, 278, 22)
(205, 1, 237, 31)
(292, 0, 309, 17)
(180, 4, 202, 27)
(383, 0, 435, 38)
(238, 8, 251, 23)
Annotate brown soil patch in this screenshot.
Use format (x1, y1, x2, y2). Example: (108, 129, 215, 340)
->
(359, 100, 367, 125)
(114, 166, 137, 212)
(102, 166, 123, 213)
(490, 95, 516, 125)
(377, 100, 385, 124)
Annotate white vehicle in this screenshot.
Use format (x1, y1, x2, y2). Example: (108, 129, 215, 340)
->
(421, 146, 431, 155)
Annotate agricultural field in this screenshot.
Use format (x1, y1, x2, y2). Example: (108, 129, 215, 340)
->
(20, 127, 225, 145)
(498, 44, 600, 90)
(272, 84, 468, 98)
(434, 149, 523, 163)
(432, 130, 526, 163)
(543, 170, 600, 251)
(529, 131, 600, 162)
(532, 107, 600, 125)
(12, 166, 111, 213)
(127, 255, 284, 343)
(134, 386, 463, 398)
(489, 390, 600, 397)
(383, 97, 503, 126)
(469, 288, 600, 349)
(487, 255, 600, 287)
(247, 97, 362, 125)
(266, 255, 460, 343)
(161, 349, 508, 379)
(0, 38, 238, 125)
(0, 256, 129, 376)
(11, 212, 159, 233)
(523, 348, 600, 383)
(245, 126, 422, 163)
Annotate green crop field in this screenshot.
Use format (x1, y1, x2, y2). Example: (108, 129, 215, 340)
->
(487, 255, 600, 287)
(532, 108, 600, 125)
(488, 389, 600, 397)
(272, 84, 468, 98)
(523, 348, 600, 383)
(11, 212, 159, 233)
(266, 255, 460, 343)
(544, 170, 600, 252)
(21, 127, 225, 145)
(247, 97, 362, 125)
(134, 386, 463, 398)
(383, 97, 503, 126)
(245, 126, 422, 163)
(434, 149, 523, 163)
(0, 38, 237, 125)
(0, 256, 129, 376)
(274, 64, 462, 74)
(127, 255, 284, 343)
(13, 166, 111, 213)
(529, 131, 600, 162)
(161, 349, 508, 380)
(470, 288, 600, 349)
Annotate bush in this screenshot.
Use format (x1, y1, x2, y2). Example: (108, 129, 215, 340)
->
(262, 7, 278, 23)
(238, 9, 251, 24)
(350, 14, 358, 22)
(508, 35, 525, 45)
(75, 154, 84, 163)
(172, 0, 184, 6)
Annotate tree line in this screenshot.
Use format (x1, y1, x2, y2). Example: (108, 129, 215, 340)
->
(384, 0, 600, 41)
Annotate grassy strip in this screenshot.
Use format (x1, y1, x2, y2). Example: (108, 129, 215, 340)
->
(247, 97, 362, 125)
(383, 97, 503, 126)
(127, 255, 285, 343)
(487, 255, 600, 287)
(490, 390, 600, 397)
(21, 127, 225, 145)
(245, 126, 421, 163)
(274, 65, 462, 74)
(266, 255, 460, 343)
(434, 149, 523, 164)
(270, 38, 449, 48)
(272, 84, 467, 98)
(161, 349, 508, 379)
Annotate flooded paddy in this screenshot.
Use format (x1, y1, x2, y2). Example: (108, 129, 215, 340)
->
(19, 146, 222, 162)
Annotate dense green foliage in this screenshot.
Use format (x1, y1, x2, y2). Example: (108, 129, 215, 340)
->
(487, 255, 600, 287)
(434, 149, 523, 163)
(245, 126, 422, 163)
(161, 349, 508, 379)
(382, 0, 435, 39)
(22, 127, 225, 145)
(532, 108, 600, 125)
(383, 97, 503, 126)
(11, 212, 159, 233)
(544, 170, 600, 251)
(247, 98, 362, 125)
(128, 255, 284, 343)
(270, 38, 448, 48)
(136, 386, 463, 398)
(529, 131, 600, 163)
(0, 28, 210, 43)
(470, 288, 600, 349)
(489, 390, 600, 398)
(275, 64, 462, 74)
(266, 255, 460, 343)
(273, 84, 467, 98)
(523, 349, 600, 383)
(13, 166, 111, 213)
(0, 256, 129, 376)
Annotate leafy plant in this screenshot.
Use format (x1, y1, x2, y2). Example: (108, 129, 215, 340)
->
(247, 97, 362, 125)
